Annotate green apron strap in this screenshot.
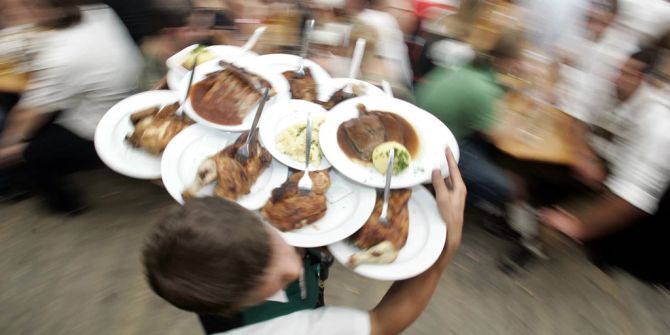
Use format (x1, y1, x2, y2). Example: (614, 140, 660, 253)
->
(240, 251, 321, 325)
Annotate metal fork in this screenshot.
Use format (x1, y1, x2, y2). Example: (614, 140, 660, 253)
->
(176, 54, 199, 115)
(297, 112, 314, 192)
(378, 148, 395, 225)
(296, 19, 315, 78)
(235, 87, 270, 161)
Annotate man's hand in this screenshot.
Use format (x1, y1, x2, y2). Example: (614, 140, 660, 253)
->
(539, 207, 587, 241)
(369, 148, 467, 335)
(571, 155, 607, 189)
(431, 148, 467, 253)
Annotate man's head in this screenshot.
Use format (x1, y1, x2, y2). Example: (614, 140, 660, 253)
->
(615, 48, 658, 102)
(142, 197, 302, 316)
(586, 0, 618, 40)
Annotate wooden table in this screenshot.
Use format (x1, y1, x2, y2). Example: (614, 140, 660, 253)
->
(488, 92, 578, 166)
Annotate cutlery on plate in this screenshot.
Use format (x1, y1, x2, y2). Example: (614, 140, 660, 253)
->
(298, 111, 314, 192)
(378, 148, 395, 226)
(381, 80, 393, 97)
(343, 38, 366, 97)
(177, 54, 199, 115)
(236, 87, 270, 161)
(296, 19, 315, 78)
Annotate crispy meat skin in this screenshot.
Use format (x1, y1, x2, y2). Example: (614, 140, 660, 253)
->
(348, 189, 411, 267)
(282, 67, 318, 102)
(126, 102, 192, 155)
(261, 171, 331, 231)
(322, 87, 348, 110)
(353, 189, 411, 249)
(182, 131, 272, 201)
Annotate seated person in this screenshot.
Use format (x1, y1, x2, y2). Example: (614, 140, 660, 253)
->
(416, 28, 523, 214)
(0, 1, 143, 213)
(142, 150, 466, 334)
(345, 0, 413, 87)
(541, 38, 670, 284)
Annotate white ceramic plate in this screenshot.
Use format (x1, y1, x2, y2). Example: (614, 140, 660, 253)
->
(328, 186, 447, 281)
(259, 99, 331, 171)
(270, 171, 377, 248)
(319, 96, 460, 189)
(166, 45, 258, 90)
(179, 60, 290, 132)
(327, 78, 385, 98)
(161, 124, 289, 210)
(254, 53, 333, 101)
(94, 90, 179, 179)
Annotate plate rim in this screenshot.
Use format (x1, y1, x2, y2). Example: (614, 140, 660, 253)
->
(179, 61, 290, 132)
(328, 78, 386, 98)
(258, 99, 332, 171)
(94, 90, 178, 179)
(166, 45, 260, 90)
(161, 124, 289, 209)
(272, 170, 377, 248)
(254, 53, 334, 101)
(319, 95, 457, 188)
(327, 185, 447, 281)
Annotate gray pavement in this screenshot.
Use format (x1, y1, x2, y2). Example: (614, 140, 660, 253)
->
(1, 168, 668, 335)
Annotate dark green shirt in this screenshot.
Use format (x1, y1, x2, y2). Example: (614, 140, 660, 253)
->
(416, 65, 504, 140)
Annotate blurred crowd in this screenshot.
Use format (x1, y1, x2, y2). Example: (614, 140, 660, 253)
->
(0, 0, 668, 298)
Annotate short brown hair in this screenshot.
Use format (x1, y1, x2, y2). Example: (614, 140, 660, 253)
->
(142, 197, 272, 315)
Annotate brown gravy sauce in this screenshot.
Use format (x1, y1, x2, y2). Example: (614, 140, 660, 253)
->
(190, 80, 242, 125)
(337, 111, 419, 163)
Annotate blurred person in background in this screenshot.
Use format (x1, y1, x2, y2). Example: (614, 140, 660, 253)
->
(139, 2, 218, 90)
(416, 28, 524, 220)
(616, 0, 670, 48)
(0, 0, 142, 213)
(541, 33, 670, 287)
(383, 0, 418, 38)
(345, 0, 413, 87)
(555, 0, 639, 175)
(518, 0, 585, 55)
(142, 149, 466, 335)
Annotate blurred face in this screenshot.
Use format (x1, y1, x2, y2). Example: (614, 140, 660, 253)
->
(243, 226, 302, 306)
(586, 6, 616, 39)
(615, 58, 645, 102)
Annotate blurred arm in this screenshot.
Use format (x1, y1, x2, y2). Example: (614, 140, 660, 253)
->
(368, 238, 459, 335)
(369, 150, 465, 335)
(0, 105, 51, 147)
(572, 191, 648, 239)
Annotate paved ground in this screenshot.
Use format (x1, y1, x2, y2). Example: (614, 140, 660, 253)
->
(1, 168, 669, 335)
